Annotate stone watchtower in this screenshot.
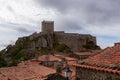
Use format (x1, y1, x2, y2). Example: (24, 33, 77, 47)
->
(42, 21, 54, 33)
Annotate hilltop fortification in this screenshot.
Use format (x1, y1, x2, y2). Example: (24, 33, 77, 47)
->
(16, 21, 99, 52)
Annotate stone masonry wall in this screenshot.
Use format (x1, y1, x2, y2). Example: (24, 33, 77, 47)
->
(42, 21, 54, 33)
(54, 33, 96, 52)
(76, 67, 120, 80)
(54, 33, 80, 52)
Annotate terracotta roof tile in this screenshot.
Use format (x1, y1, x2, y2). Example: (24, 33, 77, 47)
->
(65, 57, 77, 61)
(55, 54, 77, 61)
(0, 63, 56, 80)
(28, 64, 56, 76)
(54, 54, 64, 58)
(68, 61, 76, 66)
(74, 52, 95, 56)
(0, 74, 8, 80)
(74, 45, 120, 75)
(38, 54, 60, 61)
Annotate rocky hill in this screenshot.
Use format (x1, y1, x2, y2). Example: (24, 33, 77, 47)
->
(0, 21, 100, 67)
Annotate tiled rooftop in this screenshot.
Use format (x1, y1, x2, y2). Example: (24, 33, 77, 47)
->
(28, 64, 56, 76)
(74, 50, 101, 56)
(0, 73, 8, 80)
(54, 54, 77, 61)
(0, 63, 56, 80)
(0, 66, 38, 80)
(74, 45, 120, 75)
(38, 54, 60, 61)
(65, 57, 77, 61)
(0, 54, 78, 80)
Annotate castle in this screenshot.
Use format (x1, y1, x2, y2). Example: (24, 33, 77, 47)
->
(16, 21, 99, 52)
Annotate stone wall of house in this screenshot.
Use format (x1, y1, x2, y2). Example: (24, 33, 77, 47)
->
(76, 67, 120, 80)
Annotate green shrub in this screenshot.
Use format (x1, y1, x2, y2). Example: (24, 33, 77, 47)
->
(55, 44, 71, 52)
(83, 37, 100, 50)
(0, 52, 7, 67)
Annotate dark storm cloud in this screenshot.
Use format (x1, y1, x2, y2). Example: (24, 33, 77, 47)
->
(35, 0, 120, 28)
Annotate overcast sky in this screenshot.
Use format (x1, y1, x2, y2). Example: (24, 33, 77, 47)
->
(0, 0, 120, 50)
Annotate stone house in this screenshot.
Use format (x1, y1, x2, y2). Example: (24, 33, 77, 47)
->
(74, 45, 120, 80)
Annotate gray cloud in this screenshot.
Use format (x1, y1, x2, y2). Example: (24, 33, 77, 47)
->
(35, 0, 120, 28)
(35, 0, 81, 13)
(63, 21, 82, 30)
(56, 18, 83, 32)
(0, 22, 35, 33)
(7, 5, 15, 13)
(10, 23, 36, 33)
(0, 40, 15, 50)
(14, 27, 32, 33)
(0, 44, 8, 48)
(0, 44, 8, 47)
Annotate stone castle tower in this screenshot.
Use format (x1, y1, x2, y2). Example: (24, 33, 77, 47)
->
(42, 21, 54, 33)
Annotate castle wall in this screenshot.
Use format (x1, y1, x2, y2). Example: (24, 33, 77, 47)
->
(28, 31, 97, 52)
(54, 33, 77, 51)
(54, 33, 96, 52)
(79, 34, 96, 44)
